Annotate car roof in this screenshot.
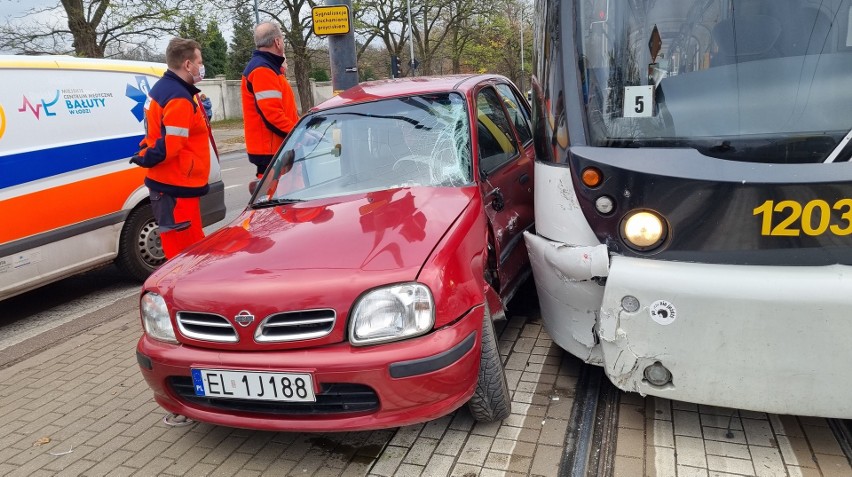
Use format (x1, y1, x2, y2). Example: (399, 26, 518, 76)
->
(312, 74, 510, 112)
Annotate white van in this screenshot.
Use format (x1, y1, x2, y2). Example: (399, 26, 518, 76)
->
(0, 55, 225, 301)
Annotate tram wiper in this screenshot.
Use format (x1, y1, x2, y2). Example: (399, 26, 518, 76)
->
(824, 127, 852, 163)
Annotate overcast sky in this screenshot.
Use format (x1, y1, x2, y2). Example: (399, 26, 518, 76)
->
(0, 0, 240, 56)
(0, 0, 56, 21)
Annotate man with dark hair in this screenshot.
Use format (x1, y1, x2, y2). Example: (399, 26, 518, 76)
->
(241, 21, 299, 178)
(130, 37, 212, 259)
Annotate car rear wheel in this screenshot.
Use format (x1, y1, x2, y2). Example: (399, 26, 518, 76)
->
(468, 302, 511, 422)
(116, 203, 166, 282)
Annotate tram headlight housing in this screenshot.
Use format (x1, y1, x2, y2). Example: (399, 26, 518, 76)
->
(621, 210, 667, 251)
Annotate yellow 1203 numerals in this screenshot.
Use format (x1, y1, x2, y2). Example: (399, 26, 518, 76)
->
(753, 199, 852, 236)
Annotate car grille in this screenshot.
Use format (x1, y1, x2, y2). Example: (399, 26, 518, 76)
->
(255, 309, 336, 343)
(176, 312, 238, 343)
(168, 377, 379, 415)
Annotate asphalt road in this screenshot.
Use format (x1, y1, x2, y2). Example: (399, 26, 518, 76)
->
(0, 150, 256, 357)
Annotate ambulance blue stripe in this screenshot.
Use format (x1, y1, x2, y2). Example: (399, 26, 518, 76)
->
(0, 135, 144, 189)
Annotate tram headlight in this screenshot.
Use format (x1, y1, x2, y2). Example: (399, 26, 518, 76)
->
(621, 210, 667, 251)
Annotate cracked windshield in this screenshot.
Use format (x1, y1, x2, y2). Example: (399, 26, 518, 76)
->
(578, 0, 852, 163)
(252, 92, 472, 206)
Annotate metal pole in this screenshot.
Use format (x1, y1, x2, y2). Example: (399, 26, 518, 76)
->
(328, 0, 359, 92)
(253, 0, 260, 24)
(406, 0, 416, 75)
(519, 6, 525, 92)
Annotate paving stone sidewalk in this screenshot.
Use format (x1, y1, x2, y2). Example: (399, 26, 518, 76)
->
(0, 293, 581, 477)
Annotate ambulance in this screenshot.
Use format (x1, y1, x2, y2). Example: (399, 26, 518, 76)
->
(0, 55, 225, 301)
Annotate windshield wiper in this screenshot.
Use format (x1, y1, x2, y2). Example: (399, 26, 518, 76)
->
(251, 198, 304, 209)
(824, 127, 852, 163)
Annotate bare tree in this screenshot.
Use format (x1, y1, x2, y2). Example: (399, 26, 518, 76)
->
(409, 0, 474, 75)
(444, 0, 488, 73)
(354, 0, 410, 73)
(0, 0, 193, 58)
(251, 0, 319, 111)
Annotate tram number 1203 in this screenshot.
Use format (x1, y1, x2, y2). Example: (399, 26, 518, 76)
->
(753, 199, 852, 237)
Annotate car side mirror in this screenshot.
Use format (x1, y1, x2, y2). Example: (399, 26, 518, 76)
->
(248, 180, 259, 195)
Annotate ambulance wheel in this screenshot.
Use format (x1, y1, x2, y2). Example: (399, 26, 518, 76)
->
(117, 203, 166, 282)
(468, 302, 511, 422)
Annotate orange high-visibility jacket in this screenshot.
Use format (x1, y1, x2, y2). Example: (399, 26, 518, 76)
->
(241, 50, 299, 171)
(135, 70, 210, 197)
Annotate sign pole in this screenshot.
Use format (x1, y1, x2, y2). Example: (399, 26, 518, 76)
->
(315, 1, 358, 93)
(406, 0, 416, 75)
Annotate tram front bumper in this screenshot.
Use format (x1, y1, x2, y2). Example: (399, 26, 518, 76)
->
(599, 256, 852, 418)
(523, 232, 609, 364)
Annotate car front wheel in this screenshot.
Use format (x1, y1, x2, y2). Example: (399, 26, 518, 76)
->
(468, 302, 511, 422)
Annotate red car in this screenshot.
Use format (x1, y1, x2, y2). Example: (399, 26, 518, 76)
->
(136, 74, 536, 431)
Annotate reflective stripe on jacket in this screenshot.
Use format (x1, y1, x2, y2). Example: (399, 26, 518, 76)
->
(241, 50, 299, 165)
(138, 70, 210, 198)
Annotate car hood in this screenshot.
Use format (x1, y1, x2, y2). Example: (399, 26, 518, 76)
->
(148, 186, 476, 318)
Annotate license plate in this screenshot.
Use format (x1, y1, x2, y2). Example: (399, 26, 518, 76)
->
(191, 369, 316, 402)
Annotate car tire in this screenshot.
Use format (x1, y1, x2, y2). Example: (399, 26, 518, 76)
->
(116, 203, 166, 282)
(468, 302, 512, 422)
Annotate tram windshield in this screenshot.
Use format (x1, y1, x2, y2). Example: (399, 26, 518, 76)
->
(577, 0, 852, 163)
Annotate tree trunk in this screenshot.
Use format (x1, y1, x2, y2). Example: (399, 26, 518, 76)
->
(64, 0, 103, 57)
(286, 9, 314, 112)
(451, 26, 461, 73)
(292, 46, 314, 112)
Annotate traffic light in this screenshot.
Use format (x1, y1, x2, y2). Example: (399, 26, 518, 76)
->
(391, 56, 400, 78)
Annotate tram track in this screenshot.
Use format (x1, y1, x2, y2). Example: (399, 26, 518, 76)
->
(560, 363, 852, 476)
(829, 419, 852, 468)
(559, 364, 621, 477)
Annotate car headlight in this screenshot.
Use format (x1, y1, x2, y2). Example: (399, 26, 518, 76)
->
(349, 283, 434, 346)
(140, 292, 178, 343)
(621, 210, 667, 251)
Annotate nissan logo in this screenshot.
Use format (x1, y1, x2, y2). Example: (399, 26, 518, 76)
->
(234, 310, 255, 327)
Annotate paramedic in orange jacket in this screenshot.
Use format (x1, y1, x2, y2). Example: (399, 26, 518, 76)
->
(242, 21, 299, 178)
(130, 37, 211, 259)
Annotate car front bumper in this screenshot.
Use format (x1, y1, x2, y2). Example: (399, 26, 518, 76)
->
(137, 306, 483, 431)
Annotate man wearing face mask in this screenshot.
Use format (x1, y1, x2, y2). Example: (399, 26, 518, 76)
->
(130, 37, 212, 259)
(241, 21, 300, 178)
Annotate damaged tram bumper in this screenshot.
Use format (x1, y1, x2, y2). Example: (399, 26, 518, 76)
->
(525, 231, 852, 418)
